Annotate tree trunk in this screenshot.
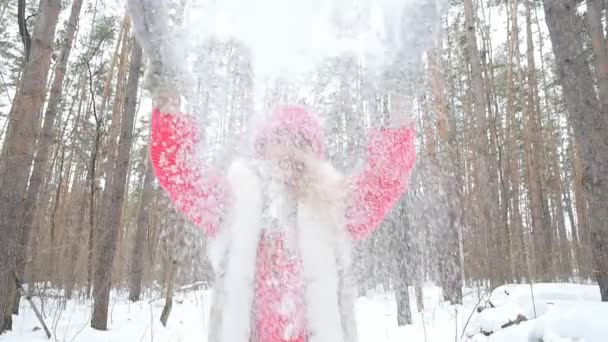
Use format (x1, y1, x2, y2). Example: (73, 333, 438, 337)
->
(99, 17, 131, 185)
(14, 0, 85, 309)
(396, 281, 412, 326)
(128, 153, 155, 302)
(463, 0, 496, 287)
(563, 185, 580, 274)
(481, 26, 513, 284)
(543, 0, 608, 300)
(430, 49, 464, 300)
(98, 16, 128, 119)
(0, 0, 61, 333)
(49, 146, 67, 282)
(505, 0, 528, 282)
(91, 39, 143, 330)
(571, 133, 592, 277)
(63, 73, 90, 299)
(86, 102, 101, 299)
(524, 0, 553, 281)
(85, 17, 129, 300)
(415, 281, 424, 312)
(587, 0, 608, 108)
(160, 259, 177, 327)
(533, 0, 572, 280)
(547, 115, 571, 279)
(64, 171, 88, 299)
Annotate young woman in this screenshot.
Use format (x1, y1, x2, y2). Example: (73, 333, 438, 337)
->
(149, 93, 415, 342)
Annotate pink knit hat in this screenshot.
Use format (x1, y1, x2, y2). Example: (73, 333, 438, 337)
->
(254, 105, 325, 158)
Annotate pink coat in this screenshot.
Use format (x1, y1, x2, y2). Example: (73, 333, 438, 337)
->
(149, 106, 416, 342)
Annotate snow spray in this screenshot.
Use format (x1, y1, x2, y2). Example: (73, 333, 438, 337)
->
(183, 0, 448, 84)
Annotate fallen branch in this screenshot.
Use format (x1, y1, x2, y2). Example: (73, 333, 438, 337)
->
(460, 289, 489, 341)
(13, 270, 51, 339)
(479, 313, 528, 337)
(500, 314, 528, 329)
(177, 281, 210, 293)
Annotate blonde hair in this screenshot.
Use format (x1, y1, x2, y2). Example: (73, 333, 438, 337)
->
(292, 150, 346, 229)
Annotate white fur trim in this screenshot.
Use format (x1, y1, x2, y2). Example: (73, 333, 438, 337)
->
(209, 160, 264, 342)
(207, 158, 354, 342)
(298, 203, 345, 342)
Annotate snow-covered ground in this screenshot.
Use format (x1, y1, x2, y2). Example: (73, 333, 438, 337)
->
(4, 283, 473, 342)
(2, 283, 607, 342)
(465, 283, 608, 342)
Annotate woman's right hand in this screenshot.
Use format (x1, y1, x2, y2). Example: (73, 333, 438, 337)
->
(128, 0, 192, 106)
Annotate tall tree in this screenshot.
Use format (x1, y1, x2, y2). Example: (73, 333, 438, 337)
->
(14, 0, 85, 313)
(86, 15, 130, 299)
(429, 49, 464, 302)
(505, 0, 528, 281)
(0, 0, 61, 332)
(543, 0, 608, 300)
(463, 0, 500, 288)
(91, 39, 143, 330)
(524, 0, 553, 281)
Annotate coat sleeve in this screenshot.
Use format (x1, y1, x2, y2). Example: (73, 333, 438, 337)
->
(345, 126, 416, 241)
(149, 108, 231, 237)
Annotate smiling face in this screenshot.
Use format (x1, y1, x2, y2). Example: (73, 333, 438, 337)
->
(260, 129, 311, 183)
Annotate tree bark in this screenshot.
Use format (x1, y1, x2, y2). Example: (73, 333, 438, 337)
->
(91, 39, 143, 330)
(547, 115, 571, 279)
(415, 281, 424, 312)
(128, 153, 155, 302)
(86, 72, 102, 299)
(571, 134, 592, 277)
(99, 17, 131, 185)
(48, 146, 67, 282)
(396, 281, 412, 326)
(587, 0, 608, 108)
(543, 0, 608, 300)
(0, 0, 61, 332)
(563, 185, 580, 273)
(64, 171, 88, 299)
(160, 258, 177, 327)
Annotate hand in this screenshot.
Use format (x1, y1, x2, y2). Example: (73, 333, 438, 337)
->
(127, 0, 171, 64)
(128, 0, 192, 107)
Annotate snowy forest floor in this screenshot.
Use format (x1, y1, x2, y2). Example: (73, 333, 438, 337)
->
(2, 283, 607, 342)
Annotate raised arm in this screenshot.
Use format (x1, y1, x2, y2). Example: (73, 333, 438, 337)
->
(345, 126, 416, 241)
(341, 0, 440, 238)
(150, 108, 231, 236)
(127, 0, 230, 235)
